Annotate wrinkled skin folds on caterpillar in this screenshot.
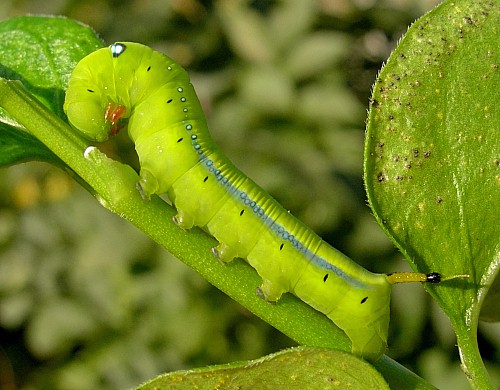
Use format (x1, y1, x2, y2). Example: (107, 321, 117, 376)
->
(64, 42, 458, 361)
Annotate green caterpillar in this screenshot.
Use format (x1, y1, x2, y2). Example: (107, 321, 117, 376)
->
(63, 42, 467, 361)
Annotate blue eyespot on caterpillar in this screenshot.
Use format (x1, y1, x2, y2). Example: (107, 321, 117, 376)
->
(63, 42, 469, 361)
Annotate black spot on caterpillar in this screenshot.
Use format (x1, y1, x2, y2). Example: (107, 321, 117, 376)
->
(63, 42, 469, 361)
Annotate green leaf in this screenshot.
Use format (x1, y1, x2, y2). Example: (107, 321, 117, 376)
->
(364, 0, 500, 388)
(0, 121, 62, 167)
(0, 16, 103, 169)
(135, 346, 389, 390)
(0, 15, 103, 122)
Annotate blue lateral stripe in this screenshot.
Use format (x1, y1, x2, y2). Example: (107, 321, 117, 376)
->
(177, 88, 365, 288)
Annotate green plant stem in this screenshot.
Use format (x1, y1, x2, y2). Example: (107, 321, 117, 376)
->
(0, 78, 437, 389)
(455, 321, 494, 390)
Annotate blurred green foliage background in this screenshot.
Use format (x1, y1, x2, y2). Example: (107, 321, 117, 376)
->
(0, 1, 498, 389)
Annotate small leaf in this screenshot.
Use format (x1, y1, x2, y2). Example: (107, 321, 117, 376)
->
(0, 15, 103, 121)
(239, 65, 295, 115)
(364, 0, 499, 386)
(216, 1, 274, 63)
(0, 16, 103, 167)
(135, 347, 389, 390)
(285, 32, 351, 79)
(0, 122, 62, 167)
